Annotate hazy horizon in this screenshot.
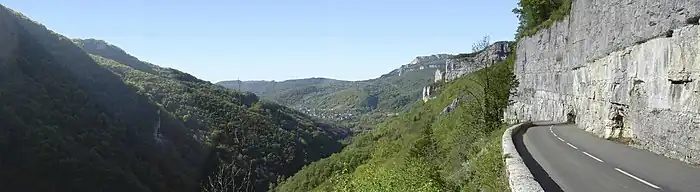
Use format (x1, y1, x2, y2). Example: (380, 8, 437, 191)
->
(4, 0, 519, 82)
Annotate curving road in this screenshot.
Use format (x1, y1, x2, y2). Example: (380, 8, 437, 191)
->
(515, 122, 700, 192)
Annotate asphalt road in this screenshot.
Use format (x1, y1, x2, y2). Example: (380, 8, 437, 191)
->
(515, 122, 700, 192)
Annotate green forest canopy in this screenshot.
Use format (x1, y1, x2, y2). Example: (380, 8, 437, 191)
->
(0, 5, 348, 192)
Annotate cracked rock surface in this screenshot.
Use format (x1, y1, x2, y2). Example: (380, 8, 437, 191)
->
(506, 0, 700, 164)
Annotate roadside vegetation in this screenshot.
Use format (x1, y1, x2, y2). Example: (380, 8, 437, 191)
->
(274, 38, 518, 191)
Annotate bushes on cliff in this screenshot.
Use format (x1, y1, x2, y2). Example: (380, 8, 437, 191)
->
(513, 0, 572, 38)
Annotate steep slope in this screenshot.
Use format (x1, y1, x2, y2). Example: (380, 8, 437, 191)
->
(0, 5, 347, 192)
(275, 55, 517, 192)
(74, 39, 349, 190)
(0, 6, 204, 192)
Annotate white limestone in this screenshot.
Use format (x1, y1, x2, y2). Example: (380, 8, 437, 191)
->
(506, 0, 700, 164)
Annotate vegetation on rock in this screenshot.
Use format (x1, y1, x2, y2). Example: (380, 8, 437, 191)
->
(513, 0, 572, 38)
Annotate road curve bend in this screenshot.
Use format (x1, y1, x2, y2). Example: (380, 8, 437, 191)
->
(516, 122, 700, 192)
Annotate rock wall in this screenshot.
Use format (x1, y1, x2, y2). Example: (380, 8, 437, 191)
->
(434, 69, 444, 82)
(506, 0, 700, 164)
(443, 41, 511, 82)
(409, 54, 452, 65)
(385, 54, 449, 77)
(422, 85, 435, 102)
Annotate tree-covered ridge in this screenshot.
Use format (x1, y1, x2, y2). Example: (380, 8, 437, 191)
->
(85, 48, 350, 191)
(218, 67, 437, 132)
(513, 0, 572, 38)
(0, 5, 205, 191)
(218, 78, 350, 99)
(275, 53, 517, 192)
(0, 4, 348, 192)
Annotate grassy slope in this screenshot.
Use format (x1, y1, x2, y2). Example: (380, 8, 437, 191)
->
(275, 55, 515, 192)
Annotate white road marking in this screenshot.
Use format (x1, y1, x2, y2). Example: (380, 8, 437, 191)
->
(548, 125, 659, 189)
(549, 126, 557, 135)
(614, 168, 661, 189)
(582, 151, 604, 162)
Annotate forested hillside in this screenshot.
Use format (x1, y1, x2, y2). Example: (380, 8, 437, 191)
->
(275, 51, 517, 191)
(218, 66, 439, 131)
(79, 40, 351, 190)
(0, 5, 347, 192)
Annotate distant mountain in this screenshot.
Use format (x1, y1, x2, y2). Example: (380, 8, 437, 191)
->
(217, 77, 348, 98)
(382, 53, 453, 77)
(0, 4, 346, 192)
(217, 54, 451, 130)
(408, 53, 453, 65)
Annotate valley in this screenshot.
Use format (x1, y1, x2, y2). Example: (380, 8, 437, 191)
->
(217, 54, 448, 132)
(0, 6, 347, 191)
(0, 4, 518, 191)
(5, 0, 696, 192)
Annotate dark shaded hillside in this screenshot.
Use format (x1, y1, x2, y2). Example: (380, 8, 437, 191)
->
(1, 6, 204, 192)
(76, 39, 349, 191)
(1, 5, 347, 192)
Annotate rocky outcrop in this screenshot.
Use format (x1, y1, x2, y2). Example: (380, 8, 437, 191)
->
(440, 97, 459, 115)
(422, 85, 436, 102)
(409, 54, 452, 65)
(506, 0, 700, 164)
(385, 54, 453, 77)
(434, 69, 444, 82)
(439, 41, 511, 82)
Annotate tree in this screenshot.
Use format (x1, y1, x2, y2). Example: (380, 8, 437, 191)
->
(201, 162, 253, 192)
(513, 0, 572, 38)
(469, 36, 498, 132)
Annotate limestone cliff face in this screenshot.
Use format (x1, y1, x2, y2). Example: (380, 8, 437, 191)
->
(384, 54, 451, 77)
(424, 42, 511, 103)
(434, 69, 444, 82)
(409, 54, 452, 65)
(422, 85, 436, 102)
(506, 0, 700, 164)
(441, 41, 511, 82)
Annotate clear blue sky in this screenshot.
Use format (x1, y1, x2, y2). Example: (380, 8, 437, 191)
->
(4, 0, 519, 82)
